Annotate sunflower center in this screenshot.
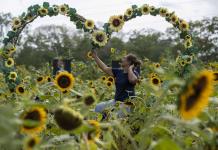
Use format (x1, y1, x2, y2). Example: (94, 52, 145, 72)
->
(61, 7, 66, 12)
(112, 19, 121, 27)
(143, 7, 148, 12)
(37, 77, 43, 82)
(128, 10, 132, 15)
(11, 74, 16, 78)
(214, 73, 218, 81)
(87, 22, 92, 27)
(47, 77, 51, 82)
(24, 110, 40, 121)
(41, 9, 46, 13)
(152, 78, 159, 85)
(28, 139, 36, 147)
(182, 24, 187, 28)
(84, 96, 95, 105)
(96, 34, 104, 42)
(7, 60, 12, 65)
(58, 75, 71, 88)
(107, 82, 112, 86)
(18, 87, 24, 93)
(185, 76, 207, 111)
(15, 20, 20, 25)
(108, 77, 114, 82)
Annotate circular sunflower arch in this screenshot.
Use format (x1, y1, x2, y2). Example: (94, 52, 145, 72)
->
(1, 2, 195, 90)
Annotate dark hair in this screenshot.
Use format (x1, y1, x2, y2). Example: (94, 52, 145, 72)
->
(126, 53, 142, 67)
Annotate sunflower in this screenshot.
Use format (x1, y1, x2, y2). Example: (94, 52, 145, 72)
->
(53, 5, 59, 13)
(118, 15, 124, 20)
(84, 19, 95, 30)
(149, 6, 156, 13)
(6, 43, 16, 53)
(92, 30, 108, 47)
(184, 39, 192, 49)
(149, 73, 158, 78)
(83, 93, 97, 106)
(5, 58, 14, 67)
(54, 106, 83, 131)
(88, 81, 94, 87)
(87, 51, 93, 59)
(36, 76, 44, 84)
(110, 48, 115, 53)
(179, 20, 189, 31)
(178, 70, 214, 120)
(38, 7, 48, 16)
(9, 72, 17, 81)
(23, 136, 40, 150)
(165, 13, 170, 18)
(159, 8, 168, 17)
(54, 71, 75, 92)
(106, 81, 113, 87)
(108, 15, 124, 32)
(179, 60, 186, 67)
(26, 13, 34, 21)
(107, 76, 114, 83)
(12, 27, 18, 32)
(185, 35, 192, 40)
(153, 63, 160, 68)
(101, 76, 106, 82)
(150, 77, 161, 86)
(170, 14, 178, 25)
(124, 8, 133, 18)
(20, 106, 47, 134)
(185, 56, 193, 64)
(12, 17, 22, 29)
(87, 120, 101, 141)
(16, 84, 25, 95)
(140, 4, 150, 15)
(59, 4, 69, 15)
(46, 76, 52, 82)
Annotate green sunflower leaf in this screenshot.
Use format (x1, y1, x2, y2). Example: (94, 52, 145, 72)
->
(76, 21, 83, 29)
(68, 8, 76, 16)
(43, 2, 50, 8)
(154, 138, 181, 150)
(7, 31, 15, 39)
(132, 5, 138, 9)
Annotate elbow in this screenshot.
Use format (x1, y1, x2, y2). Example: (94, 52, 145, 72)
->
(129, 78, 138, 85)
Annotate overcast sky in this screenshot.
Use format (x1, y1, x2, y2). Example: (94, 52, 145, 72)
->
(0, 0, 218, 32)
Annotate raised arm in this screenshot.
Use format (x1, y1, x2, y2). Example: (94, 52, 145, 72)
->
(128, 65, 139, 85)
(92, 50, 113, 76)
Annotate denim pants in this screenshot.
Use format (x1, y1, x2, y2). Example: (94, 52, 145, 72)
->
(95, 99, 131, 118)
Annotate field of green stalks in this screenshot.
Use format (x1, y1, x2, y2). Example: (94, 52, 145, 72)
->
(0, 48, 217, 150)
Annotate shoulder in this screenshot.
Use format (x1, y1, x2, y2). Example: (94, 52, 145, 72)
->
(112, 68, 122, 76)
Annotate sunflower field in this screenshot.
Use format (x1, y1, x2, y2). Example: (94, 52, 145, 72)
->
(0, 2, 218, 150)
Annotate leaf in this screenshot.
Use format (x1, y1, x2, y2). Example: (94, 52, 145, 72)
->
(132, 5, 138, 9)
(43, 2, 50, 8)
(7, 31, 15, 39)
(68, 8, 76, 16)
(76, 21, 83, 29)
(154, 138, 181, 150)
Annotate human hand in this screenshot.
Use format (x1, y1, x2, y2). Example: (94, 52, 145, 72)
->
(91, 50, 97, 58)
(129, 64, 135, 70)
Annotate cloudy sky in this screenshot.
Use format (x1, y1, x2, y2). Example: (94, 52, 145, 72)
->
(0, 0, 218, 32)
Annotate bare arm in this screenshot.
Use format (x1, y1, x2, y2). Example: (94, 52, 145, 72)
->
(128, 65, 139, 85)
(92, 50, 113, 76)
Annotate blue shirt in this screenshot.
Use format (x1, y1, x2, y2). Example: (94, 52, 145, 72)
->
(112, 68, 140, 101)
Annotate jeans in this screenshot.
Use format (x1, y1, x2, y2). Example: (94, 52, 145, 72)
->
(95, 99, 131, 118)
